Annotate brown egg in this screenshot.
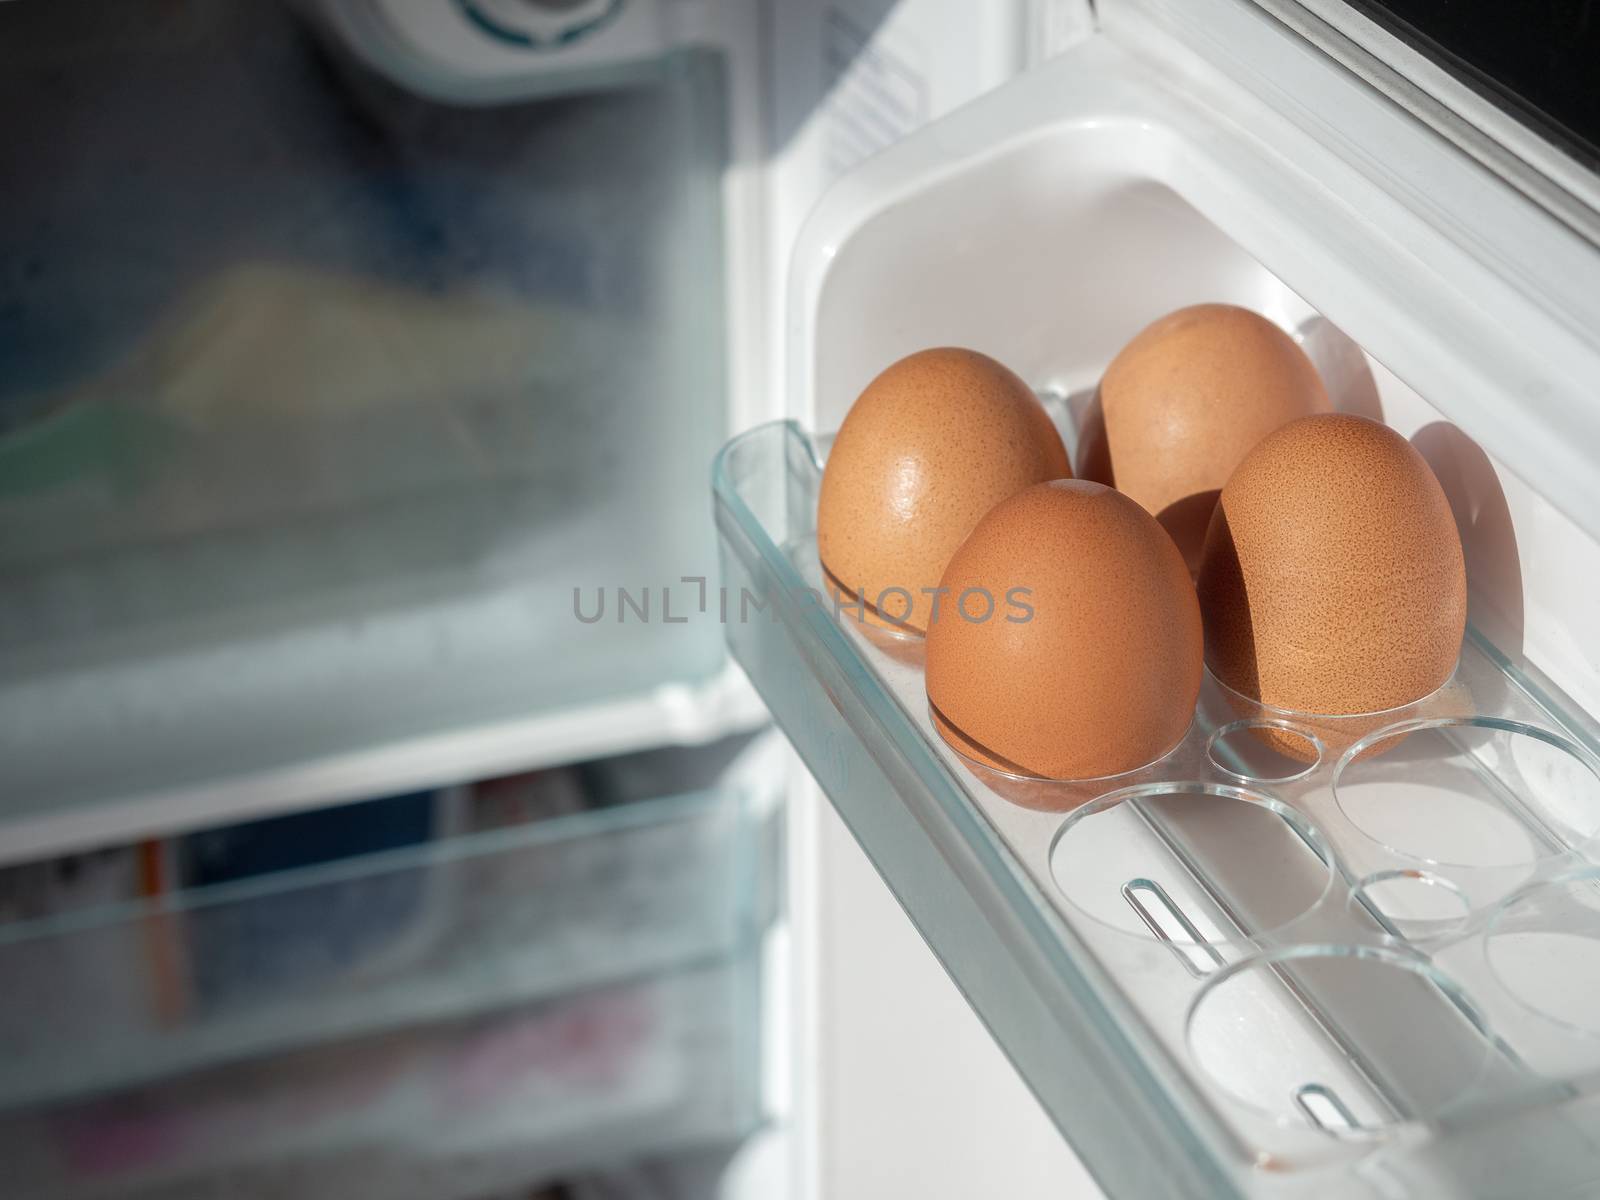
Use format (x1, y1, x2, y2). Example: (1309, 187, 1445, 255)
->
(1198, 413, 1467, 723)
(926, 480, 1202, 781)
(1083, 304, 1331, 571)
(817, 348, 1070, 633)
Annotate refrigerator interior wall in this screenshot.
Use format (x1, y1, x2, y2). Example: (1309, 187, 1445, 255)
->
(715, 3, 1600, 1197)
(0, 0, 764, 860)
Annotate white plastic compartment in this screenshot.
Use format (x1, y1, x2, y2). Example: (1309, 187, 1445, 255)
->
(0, 0, 752, 859)
(720, 6, 1600, 1198)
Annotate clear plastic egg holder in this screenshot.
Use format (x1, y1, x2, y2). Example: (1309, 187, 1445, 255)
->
(774, 426, 1600, 1165)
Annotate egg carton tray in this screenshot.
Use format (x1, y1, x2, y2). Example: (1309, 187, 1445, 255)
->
(713, 416, 1600, 1190)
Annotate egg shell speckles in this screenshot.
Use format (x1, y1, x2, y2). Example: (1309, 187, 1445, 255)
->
(1198, 413, 1467, 716)
(926, 479, 1203, 781)
(817, 348, 1070, 634)
(1084, 304, 1331, 572)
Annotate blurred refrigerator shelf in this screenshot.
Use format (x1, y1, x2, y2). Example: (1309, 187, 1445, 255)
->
(0, 961, 763, 1200)
(0, 734, 780, 1115)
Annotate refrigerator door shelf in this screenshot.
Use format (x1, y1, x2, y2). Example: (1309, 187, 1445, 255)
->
(715, 419, 1600, 1198)
(724, 13, 1600, 1194)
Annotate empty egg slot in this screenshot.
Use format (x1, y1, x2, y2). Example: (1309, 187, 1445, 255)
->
(1334, 719, 1600, 878)
(1294, 1082, 1362, 1133)
(1188, 946, 1496, 1136)
(1207, 720, 1321, 784)
(1350, 869, 1472, 940)
(1485, 871, 1600, 1041)
(1050, 784, 1336, 950)
(1122, 878, 1226, 977)
(1053, 787, 1510, 1131)
(1125, 787, 1333, 943)
(1442, 726, 1582, 862)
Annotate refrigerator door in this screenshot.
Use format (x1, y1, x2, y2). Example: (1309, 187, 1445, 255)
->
(716, 1, 1600, 1196)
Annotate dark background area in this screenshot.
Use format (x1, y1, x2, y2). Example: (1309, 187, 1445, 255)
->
(1346, 1, 1600, 171)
